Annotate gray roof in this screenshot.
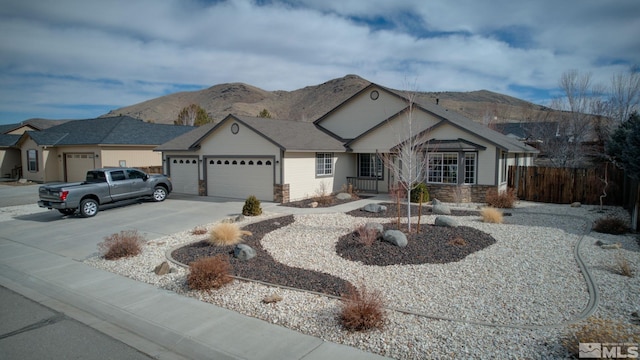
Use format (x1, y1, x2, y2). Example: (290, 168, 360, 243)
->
(319, 83, 538, 154)
(156, 115, 346, 152)
(23, 116, 193, 146)
(0, 134, 20, 147)
(0, 118, 70, 134)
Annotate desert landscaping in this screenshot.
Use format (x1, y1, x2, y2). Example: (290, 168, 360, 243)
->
(85, 198, 639, 359)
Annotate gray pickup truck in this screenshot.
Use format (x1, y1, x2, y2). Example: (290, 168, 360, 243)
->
(38, 168, 173, 217)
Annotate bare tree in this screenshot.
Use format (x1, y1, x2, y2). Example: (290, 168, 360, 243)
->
(380, 90, 431, 232)
(609, 65, 640, 124)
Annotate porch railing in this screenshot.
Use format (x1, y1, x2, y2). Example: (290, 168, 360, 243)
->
(347, 177, 379, 193)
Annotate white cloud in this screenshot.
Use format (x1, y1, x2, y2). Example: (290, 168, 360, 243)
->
(0, 0, 638, 123)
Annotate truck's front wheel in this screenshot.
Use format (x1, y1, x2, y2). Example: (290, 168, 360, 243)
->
(80, 198, 99, 217)
(152, 186, 167, 202)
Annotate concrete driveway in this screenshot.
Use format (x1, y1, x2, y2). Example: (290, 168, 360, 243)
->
(0, 184, 271, 260)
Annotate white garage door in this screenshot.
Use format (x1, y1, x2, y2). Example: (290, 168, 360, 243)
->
(206, 158, 273, 201)
(66, 153, 96, 182)
(169, 157, 199, 195)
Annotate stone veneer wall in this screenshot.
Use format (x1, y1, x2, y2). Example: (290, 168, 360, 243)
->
(274, 184, 290, 204)
(426, 184, 496, 203)
(198, 180, 206, 196)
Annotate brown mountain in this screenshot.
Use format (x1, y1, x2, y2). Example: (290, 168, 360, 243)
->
(101, 74, 550, 125)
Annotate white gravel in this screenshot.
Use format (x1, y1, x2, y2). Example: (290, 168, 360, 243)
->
(84, 202, 639, 359)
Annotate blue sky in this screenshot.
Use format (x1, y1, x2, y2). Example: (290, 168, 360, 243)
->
(0, 0, 638, 125)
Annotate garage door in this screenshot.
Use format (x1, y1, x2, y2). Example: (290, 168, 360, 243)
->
(206, 158, 273, 201)
(66, 153, 96, 182)
(169, 157, 199, 195)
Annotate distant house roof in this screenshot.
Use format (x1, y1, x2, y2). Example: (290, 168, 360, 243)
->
(156, 114, 345, 152)
(0, 134, 20, 147)
(0, 118, 70, 134)
(21, 116, 193, 146)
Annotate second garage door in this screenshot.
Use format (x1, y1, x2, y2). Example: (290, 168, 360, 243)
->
(169, 157, 199, 195)
(206, 158, 273, 201)
(66, 153, 96, 182)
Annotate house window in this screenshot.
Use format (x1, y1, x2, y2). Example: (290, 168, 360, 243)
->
(500, 151, 508, 183)
(358, 153, 383, 179)
(27, 149, 38, 172)
(464, 153, 476, 184)
(316, 153, 333, 176)
(427, 153, 458, 184)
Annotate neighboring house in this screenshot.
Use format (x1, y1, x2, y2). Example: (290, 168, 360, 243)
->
(15, 116, 193, 183)
(0, 119, 69, 179)
(157, 82, 538, 203)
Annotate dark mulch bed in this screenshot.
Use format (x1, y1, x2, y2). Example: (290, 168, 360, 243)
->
(346, 202, 480, 218)
(336, 224, 496, 266)
(279, 195, 371, 208)
(171, 215, 354, 297)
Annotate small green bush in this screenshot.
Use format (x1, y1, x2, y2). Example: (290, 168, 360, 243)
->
(242, 195, 262, 216)
(593, 217, 628, 235)
(410, 182, 430, 203)
(98, 230, 145, 260)
(187, 255, 233, 291)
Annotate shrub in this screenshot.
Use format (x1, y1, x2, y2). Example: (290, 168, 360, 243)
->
(613, 250, 634, 277)
(410, 182, 429, 203)
(480, 207, 503, 224)
(562, 317, 640, 357)
(339, 284, 385, 332)
(355, 225, 378, 247)
(187, 255, 233, 291)
(242, 195, 262, 216)
(593, 217, 628, 235)
(485, 188, 516, 208)
(209, 222, 252, 246)
(191, 226, 208, 235)
(447, 236, 467, 247)
(314, 181, 334, 206)
(98, 230, 145, 260)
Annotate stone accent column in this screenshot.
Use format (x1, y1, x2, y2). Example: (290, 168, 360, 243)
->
(273, 184, 290, 204)
(198, 180, 206, 196)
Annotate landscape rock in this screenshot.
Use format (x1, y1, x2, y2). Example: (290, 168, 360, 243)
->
(432, 204, 451, 215)
(600, 243, 622, 250)
(364, 222, 384, 235)
(235, 214, 245, 222)
(363, 204, 387, 213)
(234, 244, 257, 260)
(432, 198, 442, 205)
(153, 261, 171, 275)
(309, 201, 318, 208)
(262, 293, 283, 304)
(336, 192, 352, 200)
(383, 230, 408, 247)
(435, 216, 459, 227)
(571, 202, 581, 207)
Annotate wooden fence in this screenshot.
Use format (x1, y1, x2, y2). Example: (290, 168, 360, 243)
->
(508, 165, 627, 206)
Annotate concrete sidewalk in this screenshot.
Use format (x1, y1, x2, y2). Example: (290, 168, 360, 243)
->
(0, 193, 391, 360)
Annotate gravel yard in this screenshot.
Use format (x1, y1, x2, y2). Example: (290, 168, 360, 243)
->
(85, 201, 639, 359)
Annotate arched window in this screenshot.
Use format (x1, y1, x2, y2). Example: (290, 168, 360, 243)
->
(232, 160, 237, 165)
(265, 160, 272, 165)
(257, 161, 263, 165)
(248, 160, 254, 165)
(224, 160, 230, 164)
(217, 160, 222, 164)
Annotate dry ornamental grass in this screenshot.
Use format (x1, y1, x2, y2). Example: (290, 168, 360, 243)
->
(480, 207, 504, 224)
(339, 284, 385, 332)
(208, 222, 252, 246)
(563, 317, 640, 357)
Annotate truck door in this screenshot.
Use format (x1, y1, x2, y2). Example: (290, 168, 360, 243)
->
(126, 169, 151, 197)
(108, 170, 131, 201)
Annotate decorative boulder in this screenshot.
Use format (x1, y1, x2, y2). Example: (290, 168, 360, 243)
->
(233, 244, 257, 260)
(432, 198, 442, 205)
(309, 201, 318, 208)
(364, 222, 384, 236)
(235, 214, 245, 222)
(571, 202, 581, 208)
(363, 204, 387, 213)
(432, 204, 451, 215)
(435, 216, 458, 227)
(383, 230, 408, 247)
(336, 192, 352, 200)
(154, 261, 171, 275)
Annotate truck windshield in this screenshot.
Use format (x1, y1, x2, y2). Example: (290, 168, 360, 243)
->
(86, 171, 107, 183)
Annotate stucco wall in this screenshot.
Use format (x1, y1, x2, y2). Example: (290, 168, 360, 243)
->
(317, 87, 407, 139)
(283, 152, 355, 201)
(99, 147, 161, 168)
(0, 149, 21, 179)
